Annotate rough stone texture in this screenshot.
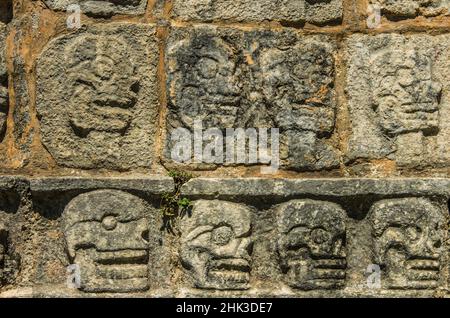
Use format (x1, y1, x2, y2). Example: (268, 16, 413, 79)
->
(165, 26, 340, 171)
(42, 0, 148, 17)
(171, 0, 343, 25)
(345, 34, 450, 168)
(36, 24, 160, 170)
(0, 22, 7, 143)
(370, 0, 450, 19)
(0, 0, 449, 299)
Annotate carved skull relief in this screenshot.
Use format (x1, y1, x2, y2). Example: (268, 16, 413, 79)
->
(43, 0, 148, 17)
(63, 190, 150, 293)
(276, 200, 347, 290)
(36, 25, 158, 170)
(370, 198, 445, 289)
(180, 200, 253, 290)
(371, 49, 442, 137)
(167, 35, 241, 129)
(260, 40, 339, 170)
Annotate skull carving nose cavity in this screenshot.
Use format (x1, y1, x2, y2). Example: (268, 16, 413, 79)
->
(211, 226, 233, 246)
(311, 228, 329, 244)
(102, 215, 117, 231)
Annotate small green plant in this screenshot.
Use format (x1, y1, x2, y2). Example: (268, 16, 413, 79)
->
(160, 170, 195, 234)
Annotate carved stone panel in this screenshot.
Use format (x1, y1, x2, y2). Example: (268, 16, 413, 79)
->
(370, 198, 446, 289)
(43, 0, 148, 17)
(275, 199, 347, 290)
(171, 0, 343, 25)
(165, 26, 339, 171)
(0, 22, 7, 142)
(62, 190, 151, 293)
(345, 34, 450, 168)
(179, 200, 253, 290)
(369, 0, 450, 19)
(36, 24, 159, 170)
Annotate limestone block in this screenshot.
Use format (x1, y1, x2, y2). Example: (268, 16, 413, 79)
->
(43, 0, 148, 17)
(171, 0, 343, 25)
(345, 34, 450, 168)
(165, 26, 340, 171)
(369, 0, 450, 19)
(36, 24, 160, 170)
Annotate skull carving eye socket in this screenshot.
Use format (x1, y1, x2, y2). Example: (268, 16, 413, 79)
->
(196, 58, 219, 79)
(310, 227, 330, 245)
(101, 215, 118, 231)
(405, 226, 422, 242)
(211, 225, 233, 246)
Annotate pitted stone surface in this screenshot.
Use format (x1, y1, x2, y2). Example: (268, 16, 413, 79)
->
(36, 24, 160, 170)
(63, 190, 152, 293)
(165, 26, 340, 171)
(43, 0, 148, 17)
(171, 0, 343, 25)
(370, 0, 450, 19)
(0, 22, 7, 142)
(345, 34, 450, 168)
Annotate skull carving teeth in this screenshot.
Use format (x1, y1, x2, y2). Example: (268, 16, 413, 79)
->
(180, 200, 253, 290)
(370, 198, 445, 289)
(276, 199, 347, 290)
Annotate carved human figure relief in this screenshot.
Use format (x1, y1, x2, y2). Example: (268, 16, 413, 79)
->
(370, 198, 445, 289)
(275, 200, 347, 290)
(36, 25, 159, 170)
(260, 41, 339, 170)
(167, 34, 242, 130)
(62, 190, 150, 293)
(43, 0, 148, 17)
(0, 22, 7, 142)
(179, 200, 253, 290)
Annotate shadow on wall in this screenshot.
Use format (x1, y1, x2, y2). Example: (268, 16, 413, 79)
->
(0, 0, 12, 24)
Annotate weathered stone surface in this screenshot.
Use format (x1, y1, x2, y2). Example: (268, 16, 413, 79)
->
(345, 34, 450, 168)
(0, 22, 7, 142)
(276, 200, 347, 290)
(29, 176, 174, 195)
(180, 200, 253, 290)
(370, 198, 446, 290)
(43, 0, 148, 17)
(181, 178, 450, 199)
(62, 190, 151, 292)
(370, 0, 450, 19)
(165, 26, 339, 171)
(171, 0, 343, 25)
(36, 24, 159, 170)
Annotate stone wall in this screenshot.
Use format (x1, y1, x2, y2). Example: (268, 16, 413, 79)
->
(0, 0, 449, 297)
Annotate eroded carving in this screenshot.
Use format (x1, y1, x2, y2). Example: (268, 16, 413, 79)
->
(63, 190, 150, 293)
(260, 41, 339, 170)
(43, 0, 148, 17)
(180, 200, 253, 290)
(276, 199, 347, 290)
(370, 198, 445, 289)
(370, 49, 442, 137)
(36, 25, 158, 169)
(167, 34, 242, 129)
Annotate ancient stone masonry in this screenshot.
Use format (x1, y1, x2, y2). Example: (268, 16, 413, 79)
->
(165, 27, 339, 171)
(0, 0, 449, 298)
(369, 0, 450, 19)
(36, 24, 159, 170)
